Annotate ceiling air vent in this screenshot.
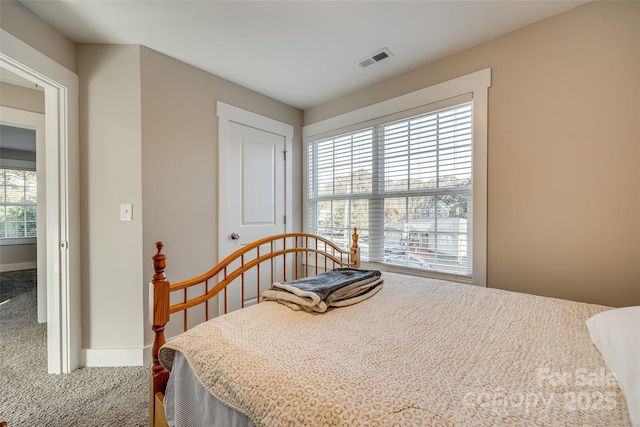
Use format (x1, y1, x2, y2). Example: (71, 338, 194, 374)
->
(356, 48, 393, 68)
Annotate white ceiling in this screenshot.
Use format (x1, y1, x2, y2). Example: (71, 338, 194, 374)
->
(19, 0, 588, 110)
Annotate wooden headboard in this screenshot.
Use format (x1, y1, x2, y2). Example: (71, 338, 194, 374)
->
(148, 228, 360, 427)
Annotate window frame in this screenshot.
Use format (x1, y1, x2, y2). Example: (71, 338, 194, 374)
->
(303, 69, 490, 286)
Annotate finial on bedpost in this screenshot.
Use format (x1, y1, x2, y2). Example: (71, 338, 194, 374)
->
(351, 227, 360, 268)
(153, 241, 167, 282)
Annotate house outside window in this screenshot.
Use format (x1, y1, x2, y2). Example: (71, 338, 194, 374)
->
(0, 167, 37, 239)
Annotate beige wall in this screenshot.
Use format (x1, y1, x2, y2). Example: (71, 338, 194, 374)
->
(0, 0, 76, 73)
(0, 243, 36, 268)
(75, 42, 303, 350)
(77, 44, 144, 349)
(306, 1, 640, 307)
(0, 82, 46, 114)
(0, 83, 44, 270)
(139, 46, 303, 345)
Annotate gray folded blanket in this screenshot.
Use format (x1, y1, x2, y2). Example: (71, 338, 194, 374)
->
(261, 268, 383, 313)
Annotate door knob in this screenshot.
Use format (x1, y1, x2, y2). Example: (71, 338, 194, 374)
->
(230, 233, 240, 240)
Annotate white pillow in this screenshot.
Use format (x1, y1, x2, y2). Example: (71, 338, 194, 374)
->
(586, 306, 640, 427)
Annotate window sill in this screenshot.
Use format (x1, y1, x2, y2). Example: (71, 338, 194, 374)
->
(0, 237, 36, 246)
(359, 260, 476, 286)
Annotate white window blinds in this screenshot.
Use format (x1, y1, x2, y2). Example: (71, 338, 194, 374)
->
(307, 102, 473, 278)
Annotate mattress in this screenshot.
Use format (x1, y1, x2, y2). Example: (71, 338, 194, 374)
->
(160, 272, 632, 426)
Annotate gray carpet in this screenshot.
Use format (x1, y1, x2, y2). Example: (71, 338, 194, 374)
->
(0, 270, 149, 427)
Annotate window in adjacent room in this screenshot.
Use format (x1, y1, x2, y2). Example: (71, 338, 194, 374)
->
(304, 69, 490, 284)
(0, 167, 37, 239)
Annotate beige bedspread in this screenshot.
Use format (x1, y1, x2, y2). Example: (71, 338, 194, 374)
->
(159, 273, 632, 426)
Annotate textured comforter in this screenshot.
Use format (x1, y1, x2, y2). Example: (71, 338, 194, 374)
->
(159, 273, 632, 426)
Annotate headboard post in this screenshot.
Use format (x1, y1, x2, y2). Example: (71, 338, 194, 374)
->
(150, 242, 171, 387)
(351, 227, 360, 268)
(151, 242, 169, 374)
(150, 242, 171, 426)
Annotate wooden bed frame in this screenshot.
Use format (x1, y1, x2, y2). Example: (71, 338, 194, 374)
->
(149, 229, 360, 427)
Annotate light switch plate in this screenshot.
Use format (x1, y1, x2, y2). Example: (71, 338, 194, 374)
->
(120, 203, 133, 221)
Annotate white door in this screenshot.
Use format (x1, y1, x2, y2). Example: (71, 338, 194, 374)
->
(228, 122, 285, 246)
(217, 102, 293, 310)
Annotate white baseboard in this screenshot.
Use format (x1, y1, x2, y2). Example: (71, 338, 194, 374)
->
(0, 262, 37, 272)
(81, 348, 146, 367)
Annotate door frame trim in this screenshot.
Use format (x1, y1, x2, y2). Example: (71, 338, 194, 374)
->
(1, 29, 81, 373)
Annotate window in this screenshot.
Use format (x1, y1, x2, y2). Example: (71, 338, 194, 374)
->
(0, 167, 37, 239)
(308, 103, 472, 277)
(304, 69, 490, 284)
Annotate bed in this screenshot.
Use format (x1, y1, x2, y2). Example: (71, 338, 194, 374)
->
(149, 229, 637, 427)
